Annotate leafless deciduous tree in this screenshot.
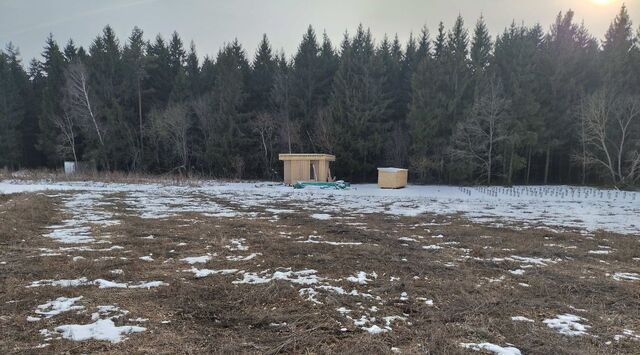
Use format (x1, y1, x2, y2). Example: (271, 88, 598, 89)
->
(581, 89, 640, 186)
(451, 82, 510, 184)
(150, 103, 190, 172)
(64, 61, 104, 148)
(51, 113, 77, 163)
(252, 112, 277, 178)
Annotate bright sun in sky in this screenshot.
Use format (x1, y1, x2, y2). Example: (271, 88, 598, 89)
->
(592, 0, 614, 5)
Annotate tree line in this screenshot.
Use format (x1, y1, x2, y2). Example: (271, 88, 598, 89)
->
(1, 5, 639, 186)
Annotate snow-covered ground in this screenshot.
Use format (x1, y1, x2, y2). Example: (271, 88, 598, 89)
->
(1, 180, 638, 235)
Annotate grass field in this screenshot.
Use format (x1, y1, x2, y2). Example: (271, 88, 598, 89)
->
(0, 180, 639, 354)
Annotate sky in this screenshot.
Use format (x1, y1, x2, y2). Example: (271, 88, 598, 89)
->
(1, 0, 638, 63)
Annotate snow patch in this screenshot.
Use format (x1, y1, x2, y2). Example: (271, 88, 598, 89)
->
(299, 235, 363, 246)
(28, 278, 167, 289)
(226, 253, 261, 261)
(34, 296, 84, 319)
(460, 342, 522, 355)
(422, 245, 443, 250)
(614, 329, 640, 342)
(310, 213, 332, 220)
(54, 319, 145, 343)
(346, 271, 377, 285)
(613, 272, 640, 281)
(543, 314, 591, 336)
(185, 267, 239, 278)
(180, 255, 212, 264)
(233, 269, 320, 285)
(511, 316, 534, 322)
(226, 239, 248, 251)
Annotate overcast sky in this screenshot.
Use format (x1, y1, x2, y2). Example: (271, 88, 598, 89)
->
(1, 0, 638, 63)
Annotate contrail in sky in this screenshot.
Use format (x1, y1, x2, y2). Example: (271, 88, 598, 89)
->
(0, 0, 162, 39)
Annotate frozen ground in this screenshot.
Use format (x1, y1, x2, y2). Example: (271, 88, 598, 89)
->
(0, 180, 638, 235)
(1, 179, 639, 353)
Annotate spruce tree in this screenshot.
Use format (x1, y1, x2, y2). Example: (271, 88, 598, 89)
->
(271, 51, 297, 155)
(470, 16, 492, 98)
(20, 59, 44, 167)
(330, 25, 389, 181)
(602, 5, 636, 92)
(84, 25, 128, 170)
(539, 11, 598, 184)
(379, 34, 407, 166)
(145, 35, 172, 108)
(63, 39, 78, 62)
(290, 26, 322, 150)
(185, 41, 200, 97)
(0, 44, 29, 168)
(317, 32, 339, 107)
(122, 26, 147, 169)
(206, 40, 250, 177)
(168, 31, 186, 80)
(249, 34, 276, 113)
(38, 34, 67, 167)
(494, 23, 544, 184)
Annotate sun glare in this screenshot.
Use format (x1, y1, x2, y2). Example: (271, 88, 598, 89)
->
(592, 0, 614, 5)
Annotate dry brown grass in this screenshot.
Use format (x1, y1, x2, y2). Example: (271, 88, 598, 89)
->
(0, 189, 639, 354)
(0, 168, 261, 186)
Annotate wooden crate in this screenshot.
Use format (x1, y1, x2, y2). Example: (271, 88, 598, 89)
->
(377, 168, 408, 189)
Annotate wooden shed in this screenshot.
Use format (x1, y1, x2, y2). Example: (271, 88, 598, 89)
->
(377, 168, 408, 189)
(279, 154, 336, 185)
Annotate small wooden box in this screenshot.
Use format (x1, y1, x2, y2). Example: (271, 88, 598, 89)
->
(377, 168, 408, 189)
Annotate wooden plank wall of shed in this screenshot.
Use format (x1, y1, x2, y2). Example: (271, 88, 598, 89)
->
(284, 160, 292, 184)
(316, 160, 329, 182)
(290, 160, 310, 183)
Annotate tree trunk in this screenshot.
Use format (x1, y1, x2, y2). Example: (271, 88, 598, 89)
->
(71, 144, 78, 165)
(487, 155, 492, 185)
(502, 143, 508, 179)
(526, 144, 532, 185)
(138, 78, 143, 170)
(544, 145, 550, 185)
(580, 116, 586, 185)
(507, 142, 514, 185)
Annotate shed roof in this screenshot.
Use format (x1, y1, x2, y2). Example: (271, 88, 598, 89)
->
(278, 153, 336, 161)
(377, 167, 408, 172)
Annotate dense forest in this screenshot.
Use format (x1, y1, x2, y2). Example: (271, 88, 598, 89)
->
(1, 6, 639, 186)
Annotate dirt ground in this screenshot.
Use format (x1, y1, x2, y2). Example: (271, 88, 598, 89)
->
(0, 189, 639, 354)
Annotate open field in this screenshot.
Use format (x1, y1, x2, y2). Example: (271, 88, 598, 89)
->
(1, 180, 639, 354)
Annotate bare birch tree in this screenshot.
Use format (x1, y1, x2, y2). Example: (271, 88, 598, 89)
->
(582, 89, 640, 186)
(64, 61, 105, 148)
(451, 81, 510, 184)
